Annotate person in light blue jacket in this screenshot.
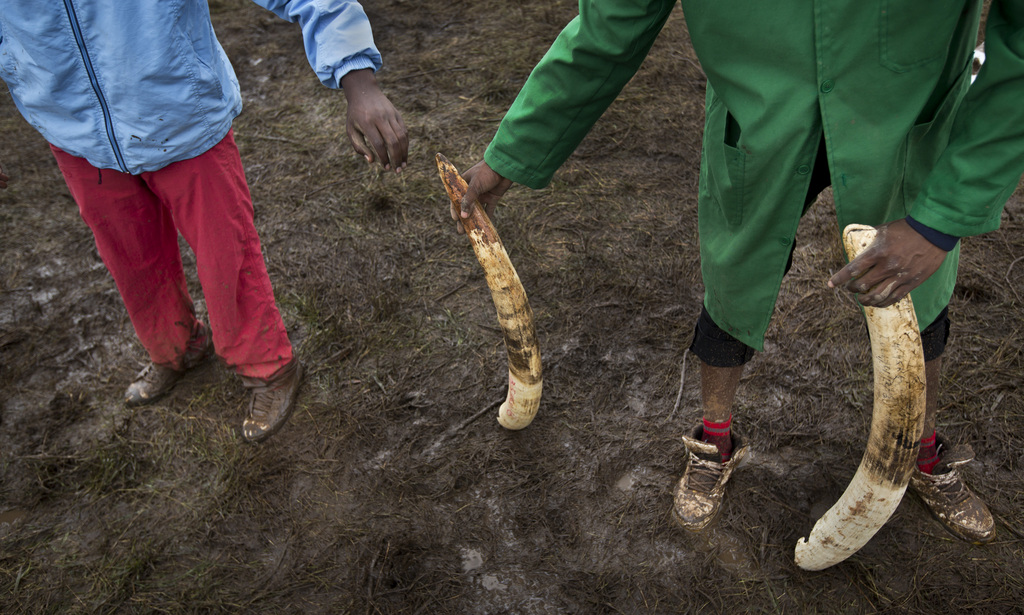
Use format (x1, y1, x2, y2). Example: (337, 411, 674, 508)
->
(0, 1, 409, 442)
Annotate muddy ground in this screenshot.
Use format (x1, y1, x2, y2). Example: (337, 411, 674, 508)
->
(1, 1, 1022, 613)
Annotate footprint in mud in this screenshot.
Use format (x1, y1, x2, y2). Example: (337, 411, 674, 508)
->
(615, 472, 636, 491)
(681, 522, 760, 578)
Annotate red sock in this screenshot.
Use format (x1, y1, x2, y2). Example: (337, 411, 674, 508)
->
(917, 431, 939, 474)
(702, 415, 733, 462)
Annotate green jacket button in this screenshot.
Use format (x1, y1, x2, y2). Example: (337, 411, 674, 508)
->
(820, 79, 835, 93)
(797, 164, 811, 174)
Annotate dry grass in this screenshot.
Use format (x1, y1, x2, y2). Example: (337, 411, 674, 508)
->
(1, 0, 1022, 613)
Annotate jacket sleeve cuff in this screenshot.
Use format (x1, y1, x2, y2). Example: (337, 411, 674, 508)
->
(905, 216, 960, 252)
(332, 55, 380, 88)
(484, 141, 554, 190)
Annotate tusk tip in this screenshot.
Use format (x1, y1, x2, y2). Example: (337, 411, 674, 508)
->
(497, 400, 536, 430)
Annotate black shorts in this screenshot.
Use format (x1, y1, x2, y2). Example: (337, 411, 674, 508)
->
(689, 303, 951, 367)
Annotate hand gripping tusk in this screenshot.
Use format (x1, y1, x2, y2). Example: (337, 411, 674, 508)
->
(794, 224, 927, 571)
(435, 153, 543, 430)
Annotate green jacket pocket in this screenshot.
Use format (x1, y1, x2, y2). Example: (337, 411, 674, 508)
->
(705, 107, 747, 229)
(878, 0, 969, 73)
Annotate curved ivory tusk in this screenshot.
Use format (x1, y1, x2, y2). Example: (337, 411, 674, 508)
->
(794, 224, 926, 571)
(435, 153, 543, 430)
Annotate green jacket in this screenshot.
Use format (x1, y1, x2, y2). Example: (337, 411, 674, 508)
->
(485, 0, 1024, 350)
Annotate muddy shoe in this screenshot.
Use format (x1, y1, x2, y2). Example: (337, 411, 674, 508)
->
(124, 325, 214, 406)
(240, 360, 303, 443)
(909, 436, 994, 544)
(672, 426, 748, 532)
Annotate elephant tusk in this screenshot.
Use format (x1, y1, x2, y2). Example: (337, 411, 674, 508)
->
(435, 153, 543, 430)
(794, 224, 927, 571)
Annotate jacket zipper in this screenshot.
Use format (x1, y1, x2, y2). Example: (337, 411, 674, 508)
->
(61, 0, 128, 173)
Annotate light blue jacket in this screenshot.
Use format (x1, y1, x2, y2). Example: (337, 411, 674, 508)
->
(0, 0, 381, 174)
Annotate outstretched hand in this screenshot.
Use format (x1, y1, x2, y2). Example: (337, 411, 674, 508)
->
(828, 218, 948, 308)
(341, 69, 408, 173)
(452, 160, 512, 234)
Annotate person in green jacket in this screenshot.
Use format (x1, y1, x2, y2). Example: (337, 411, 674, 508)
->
(453, 0, 1024, 543)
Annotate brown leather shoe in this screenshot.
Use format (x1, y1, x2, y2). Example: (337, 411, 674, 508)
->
(124, 325, 214, 406)
(909, 435, 995, 544)
(672, 426, 748, 532)
(240, 360, 303, 443)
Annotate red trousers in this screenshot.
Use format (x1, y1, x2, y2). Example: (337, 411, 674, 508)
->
(52, 130, 293, 380)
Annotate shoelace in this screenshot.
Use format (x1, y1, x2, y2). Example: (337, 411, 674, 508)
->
(688, 455, 725, 494)
(930, 469, 971, 507)
(249, 381, 288, 421)
(249, 387, 274, 421)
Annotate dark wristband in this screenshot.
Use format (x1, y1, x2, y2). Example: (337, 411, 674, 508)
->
(905, 216, 960, 252)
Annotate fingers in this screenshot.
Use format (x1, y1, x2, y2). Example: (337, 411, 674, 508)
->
(857, 277, 911, 308)
(830, 253, 917, 307)
(341, 69, 408, 173)
(348, 115, 409, 173)
(472, 193, 500, 221)
(829, 233, 885, 290)
(828, 240, 878, 294)
(348, 125, 375, 165)
(444, 160, 510, 235)
(830, 218, 946, 308)
(827, 262, 859, 290)
(449, 197, 466, 235)
(460, 161, 509, 220)
(386, 116, 409, 171)
(459, 180, 480, 220)
(460, 163, 488, 219)
(371, 115, 408, 172)
(461, 185, 498, 219)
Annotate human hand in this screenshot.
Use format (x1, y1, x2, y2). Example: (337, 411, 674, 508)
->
(453, 161, 511, 234)
(0, 162, 9, 189)
(341, 69, 408, 173)
(828, 218, 948, 308)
